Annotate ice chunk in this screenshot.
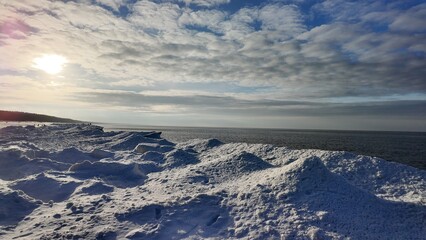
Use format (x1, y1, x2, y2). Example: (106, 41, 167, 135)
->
(134, 143, 174, 154)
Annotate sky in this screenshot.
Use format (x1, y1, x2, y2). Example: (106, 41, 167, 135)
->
(0, 0, 425, 131)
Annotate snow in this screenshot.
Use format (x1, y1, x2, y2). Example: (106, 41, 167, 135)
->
(0, 124, 425, 239)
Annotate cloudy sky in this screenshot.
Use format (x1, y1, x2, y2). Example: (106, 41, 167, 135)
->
(0, 0, 425, 131)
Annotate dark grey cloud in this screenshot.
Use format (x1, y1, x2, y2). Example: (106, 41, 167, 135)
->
(155, 0, 230, 8)
(71, 91, 317, 109)
(71, 91, 426, 118)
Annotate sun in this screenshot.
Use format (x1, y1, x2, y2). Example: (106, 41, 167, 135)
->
(33, 54, 68, 75)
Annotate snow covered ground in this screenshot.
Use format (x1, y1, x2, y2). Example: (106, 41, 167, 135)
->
(0, 124, 424, 239)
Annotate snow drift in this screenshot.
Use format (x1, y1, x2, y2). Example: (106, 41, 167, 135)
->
(0, 124, 424, 239)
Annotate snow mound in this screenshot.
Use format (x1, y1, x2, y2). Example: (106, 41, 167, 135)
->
(76, 180, 114, 195)
(0, 184, 40, 227)
(90, 149, 114, 159)
(140, 151, 165, 163)
(320, 151, 426, 203)
(117, 194, 229, 239)
(0, 124, 424, 239)
(196, 151, 273, 182)
(51, 147, 97, 164)
(69, 161, 147, 187)
(163, 149, 199, 168)
(223, 156, 426, 239)
(0, 149, 68, 180)
(10, 173, 81, 202)
(178, 138, 223, 153)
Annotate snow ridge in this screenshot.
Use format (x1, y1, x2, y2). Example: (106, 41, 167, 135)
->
(0, 124, 424, 239)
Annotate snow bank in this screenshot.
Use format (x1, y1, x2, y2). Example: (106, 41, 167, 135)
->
(0, 124, 424, 239)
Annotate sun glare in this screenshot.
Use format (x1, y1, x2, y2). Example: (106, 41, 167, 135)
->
(33, 54, 68, 75)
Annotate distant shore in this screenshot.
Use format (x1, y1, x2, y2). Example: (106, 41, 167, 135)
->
(0, 110, 81, 123)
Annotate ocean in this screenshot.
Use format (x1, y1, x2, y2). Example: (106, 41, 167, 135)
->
(101, 123, 426, 170)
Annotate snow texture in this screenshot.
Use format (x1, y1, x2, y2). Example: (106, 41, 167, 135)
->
(0, 124, 425, 239)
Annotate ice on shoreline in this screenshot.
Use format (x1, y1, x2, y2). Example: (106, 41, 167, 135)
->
(0, 124, 425, 239)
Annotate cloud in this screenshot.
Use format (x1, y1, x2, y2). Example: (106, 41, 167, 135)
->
(178, 9, 227, 34)
(0, 19, 38, 40)
(181, 0, 230, 7)
(95, 0, 126, 12)
(129, 1, 183, 32)
(389, 3, 426, 33)
(70, 90, 426, 118)
(259, 4, 306, 36)
(0, 0, 425, 129)
(312, 0, 383, 23)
